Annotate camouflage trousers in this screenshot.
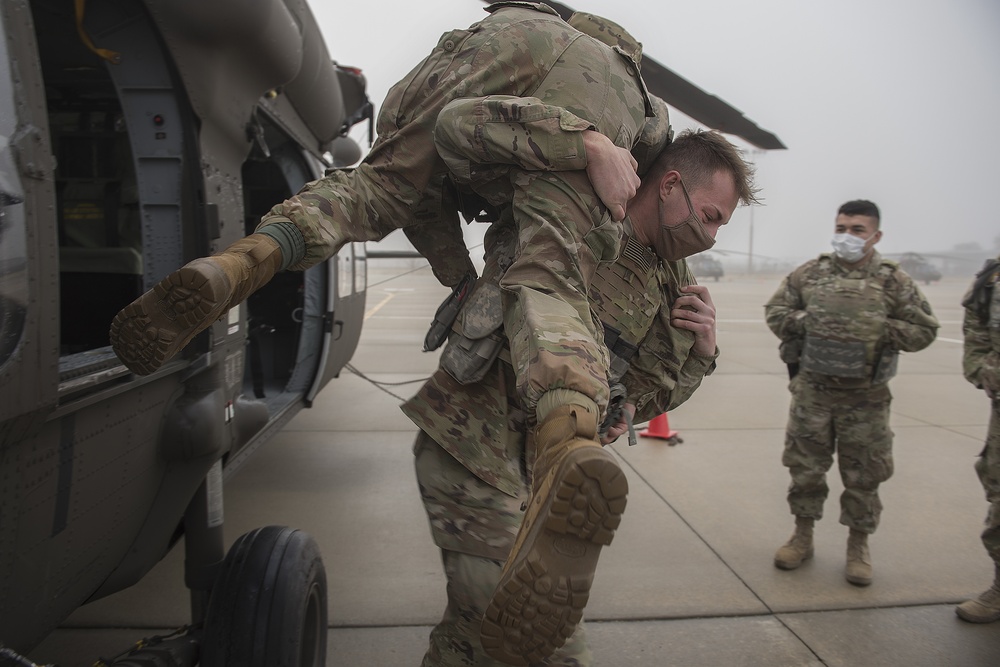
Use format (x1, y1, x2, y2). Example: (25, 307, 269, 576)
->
(974, 400, 1000, 565)
(782, 376, 894, 534)
(413, 430, 592, 667)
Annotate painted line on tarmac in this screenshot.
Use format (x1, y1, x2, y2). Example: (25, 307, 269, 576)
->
(364, 293, 396, 320)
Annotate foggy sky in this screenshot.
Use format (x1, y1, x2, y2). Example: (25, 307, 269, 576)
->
(313, 0, 1000, 265)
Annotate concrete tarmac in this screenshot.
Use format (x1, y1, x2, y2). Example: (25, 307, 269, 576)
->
(33, 262, 1000, 666)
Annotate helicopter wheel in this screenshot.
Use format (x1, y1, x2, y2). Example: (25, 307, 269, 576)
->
(201, 526, 327, 667)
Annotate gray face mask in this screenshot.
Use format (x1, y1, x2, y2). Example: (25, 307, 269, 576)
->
(654, 179, 715, 261)
(831, 233, 867, 262)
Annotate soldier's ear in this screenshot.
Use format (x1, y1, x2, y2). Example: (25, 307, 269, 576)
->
(659, 170, 681, 201)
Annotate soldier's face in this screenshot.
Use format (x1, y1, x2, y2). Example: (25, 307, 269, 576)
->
(641, 169, 739, 261)
(834, 214, 881, 247)
(677, 170, 739, 239)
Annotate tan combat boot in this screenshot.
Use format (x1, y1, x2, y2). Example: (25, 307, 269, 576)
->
(774, 517, 815, 570)
(480, 404, 628, 666)
(110, 234, 282, 375)
(845, 529, 873, 586)
(956, 564, 1000, 623)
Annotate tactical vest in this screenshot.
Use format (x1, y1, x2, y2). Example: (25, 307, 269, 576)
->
(589, 235, 665, 383)
(799, 254, 899, 386)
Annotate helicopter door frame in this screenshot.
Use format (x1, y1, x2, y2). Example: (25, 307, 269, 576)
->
(306, 242, 366, 404)
(0, 0, 59, 432)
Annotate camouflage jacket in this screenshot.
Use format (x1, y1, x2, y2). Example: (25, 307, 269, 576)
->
(262, 1, 652, 416)
(402, 230, 717, 497)
(765, 251, 939, 389)
(261, 2, 650, 282)
(411, 2, 650, 416)
(962, 256, 1000, 394)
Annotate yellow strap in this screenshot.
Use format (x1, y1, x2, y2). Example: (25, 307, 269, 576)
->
(74, 0, 121, 64)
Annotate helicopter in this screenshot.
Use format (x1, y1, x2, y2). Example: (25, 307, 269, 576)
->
(1, 0, 371, 662)
(0, 0, 782, 664)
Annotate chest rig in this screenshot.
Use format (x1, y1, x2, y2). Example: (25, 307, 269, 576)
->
(800, 254, 898, 385)
(589, 235, 665, 383)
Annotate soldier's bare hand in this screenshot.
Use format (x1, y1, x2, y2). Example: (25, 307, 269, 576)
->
(671, 284, 717, 357)
(583, 130, 639, 222)
(601, 402, 636, 445)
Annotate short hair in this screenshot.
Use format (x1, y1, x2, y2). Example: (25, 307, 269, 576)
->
(838, 199, 880, 226)
(646, 129, 760, 206)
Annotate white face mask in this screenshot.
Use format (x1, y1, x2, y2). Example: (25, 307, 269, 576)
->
(831, 233, 868, 263)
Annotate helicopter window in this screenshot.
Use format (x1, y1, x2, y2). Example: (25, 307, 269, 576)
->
(0, 32, 27, 370)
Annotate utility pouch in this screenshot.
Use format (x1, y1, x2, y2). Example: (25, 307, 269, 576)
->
(424, 272, 475, 352)
(800, 334, 868, 378)
(871, 347, 899, 385)
(440, 281, 506, 385)
(778, 338, 804, 365)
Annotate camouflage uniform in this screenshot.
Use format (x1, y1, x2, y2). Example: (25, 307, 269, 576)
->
(962, 257, 1000, 566)
(404, 228, 717, 665)
(258, 1, 650, 419)
(276, 5, 658, 663)
(765, 251, 939, 533)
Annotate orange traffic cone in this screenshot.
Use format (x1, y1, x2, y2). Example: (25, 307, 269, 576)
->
(639, 413, 682, 445)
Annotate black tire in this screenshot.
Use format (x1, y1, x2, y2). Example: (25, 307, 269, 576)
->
(201, 526, 327, 667)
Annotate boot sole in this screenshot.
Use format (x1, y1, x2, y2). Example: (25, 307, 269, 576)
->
(481, 447, 628, 665)
(845, 571, 872, 586)
(109, 260, 231, 375)
(955, 604, 1000, 623)
(774, 547, 814, 570)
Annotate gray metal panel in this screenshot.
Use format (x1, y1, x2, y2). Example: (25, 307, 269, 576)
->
(279, 0, 346, 144)
(90, 4, 187, 284)
(142, 0, 307, 169)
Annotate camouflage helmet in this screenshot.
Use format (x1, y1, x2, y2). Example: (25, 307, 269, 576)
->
(631, 94, 673, 177)
(568, 12, 643, 66)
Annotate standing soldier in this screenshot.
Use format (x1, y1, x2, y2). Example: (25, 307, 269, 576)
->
(956, 256, 1000, 623)
(764, 200, 939, 586)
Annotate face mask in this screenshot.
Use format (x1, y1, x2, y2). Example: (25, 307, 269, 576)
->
(654, 179, 715, 261)
(831, 233, 868, 263)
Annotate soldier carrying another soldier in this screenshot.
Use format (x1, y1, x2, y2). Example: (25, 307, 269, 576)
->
(111, 3, 759, 663)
